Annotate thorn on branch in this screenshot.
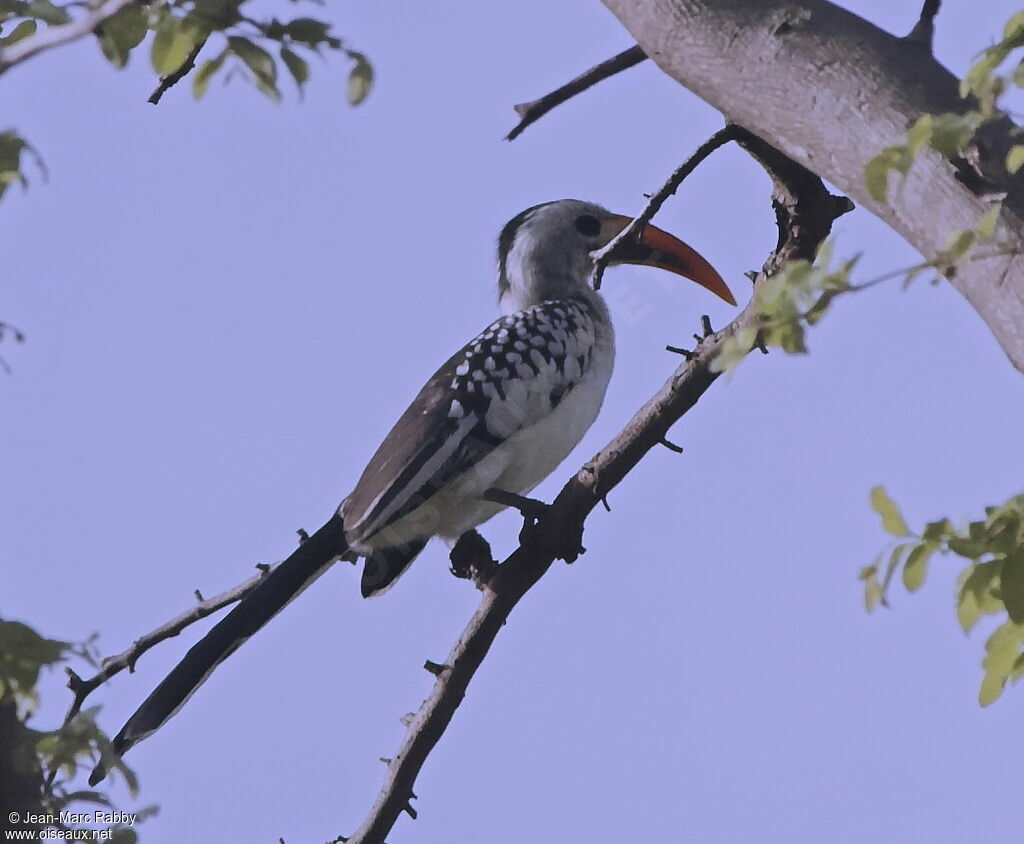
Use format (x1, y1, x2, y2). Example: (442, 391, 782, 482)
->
(403, 802, 418, 820)
(194, 589, 204, 603)
(700, 315, 714, 338)
(600, 495, 612, 512)
(832, 196, 856, 217)
(659, 437, 684, 454)
(666, 345, 694, 359)
(423, 660, 449, 676)
(904, 0, 940, 52)
(379, 757, 392, 765)
(297, 528, 310, 545)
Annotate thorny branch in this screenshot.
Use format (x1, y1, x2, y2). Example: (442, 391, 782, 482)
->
(589, 125, 742, 291)
(504, 45, 646, 141)
(344, 130, 851, 842)
(59, 561, 274, 725)
(0, 0, 137, 75)
(59, 45, 849, 841)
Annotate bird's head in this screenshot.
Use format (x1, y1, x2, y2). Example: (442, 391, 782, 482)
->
(496, 199, 735, 313)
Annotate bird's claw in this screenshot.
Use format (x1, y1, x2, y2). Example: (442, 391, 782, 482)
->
(483, 487, 585, 564)
(449, 529, 497, 588)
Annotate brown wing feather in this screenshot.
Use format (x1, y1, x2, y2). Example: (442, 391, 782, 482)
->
(340, 345, 467, 543)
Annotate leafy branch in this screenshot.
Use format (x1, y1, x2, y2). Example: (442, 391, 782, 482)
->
(0, 619, 155, 840)
(0, 0, 372, 204)
(863, 489, 1024, 706)
(712, 206, 1010, 374)
(865, 10, 1024, 203)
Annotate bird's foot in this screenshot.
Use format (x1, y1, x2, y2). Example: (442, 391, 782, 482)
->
(484, 488, 586, 564)
(449, 529, 498, 589)
(483, 487, 549, 520)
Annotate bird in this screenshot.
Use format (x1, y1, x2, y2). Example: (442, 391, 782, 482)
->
(90, 199, 735, 784)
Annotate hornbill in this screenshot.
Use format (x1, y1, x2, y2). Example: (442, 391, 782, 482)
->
(91, 199, 735, 784)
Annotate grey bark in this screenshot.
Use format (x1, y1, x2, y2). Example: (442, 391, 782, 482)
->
(600, 0, 1024, 373)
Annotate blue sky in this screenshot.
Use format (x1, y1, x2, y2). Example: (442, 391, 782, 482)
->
(4, 1, 1024, 841)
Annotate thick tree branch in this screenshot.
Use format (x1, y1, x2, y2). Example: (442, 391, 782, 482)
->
(505, 45, 646, 140)
(0, 0, 137, 75)
(345, 134, 851, 844)
(599, 0, 1024, 373)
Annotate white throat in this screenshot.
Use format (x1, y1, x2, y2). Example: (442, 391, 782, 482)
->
(499, 235, 594, 314)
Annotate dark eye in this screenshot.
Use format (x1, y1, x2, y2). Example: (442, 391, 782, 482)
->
(574, 214, 601, 237)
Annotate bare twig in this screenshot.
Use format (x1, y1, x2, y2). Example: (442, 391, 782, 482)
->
(0, 0, 137, 75)
(904, 0, 941, 50)
(589, 125, 742, 290)
(505, 45, 646, 141)
(59, 562, 274, 725)
(345, 133, 851, 844)
(149, 39, 207, 104)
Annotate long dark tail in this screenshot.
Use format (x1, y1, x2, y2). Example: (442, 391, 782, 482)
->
(90, 513, 347, 785)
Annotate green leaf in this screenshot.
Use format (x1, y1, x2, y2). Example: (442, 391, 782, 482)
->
(280, 46, 308, 93)
(347, 50, 372, 105)
(709, 325, 757, 374)
(0, 619, 69, 704)
(864, 155, 893, 203)
(860, 565, 883, 612)
(151, 14, 197, 76)
(905, 115, 933, 155)
(96, 5, 147, 69)
(284, 17, 340, 49)
(228, 36, 280, 100)
(1001, 551, 1024, 624)
(871, 486, 910, 537)
(23, 0, 69, 25)
(192, 48, 227, 100)
(957, 561, 1003, 633)
(0, 130, 27, 202)
(928, 112, 982, 158)
(1007, 145, 1024, 175)
(1003, 10, 1024, 42)
(902, 542, 936, 592)
(947, 535, 990, 559)
(976, 207, 1001, 239)
(979, 621, 1024, 706)
(0, 18, 35, 46)
(922, 518, 953, 542)
(881, 543, 912, 599)
(253, 75, 282, 102)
